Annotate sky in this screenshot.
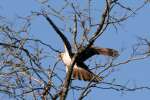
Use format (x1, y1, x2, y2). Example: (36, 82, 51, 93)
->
(0, 0, 150, 100)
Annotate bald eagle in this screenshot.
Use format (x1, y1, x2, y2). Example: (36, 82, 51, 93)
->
(44, 15, 119, 82)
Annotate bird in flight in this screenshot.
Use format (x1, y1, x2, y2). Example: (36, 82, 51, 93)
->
(44, 15, 119, 82)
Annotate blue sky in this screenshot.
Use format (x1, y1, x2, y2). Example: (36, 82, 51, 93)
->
(0, 0, 150, 100)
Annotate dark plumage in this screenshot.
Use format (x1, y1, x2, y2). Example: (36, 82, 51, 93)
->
(44, 15, 119, 82)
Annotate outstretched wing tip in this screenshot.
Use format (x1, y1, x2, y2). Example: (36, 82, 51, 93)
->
(112, 49, 119, 57)
(97, 47, 119, 57)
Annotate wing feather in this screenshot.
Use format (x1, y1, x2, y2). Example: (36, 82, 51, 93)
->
(72, 63, 103, 82)
(78, 46, 119, 61)
(44, 15, 72, 55)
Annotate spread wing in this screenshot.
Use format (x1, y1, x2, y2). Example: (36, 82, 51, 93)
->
(72, 62, 103, 82)
(44, 15, 72, 55)
(78, 46, 119, 62)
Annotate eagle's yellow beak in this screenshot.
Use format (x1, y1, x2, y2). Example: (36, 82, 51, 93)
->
(58, 52, 63, 60)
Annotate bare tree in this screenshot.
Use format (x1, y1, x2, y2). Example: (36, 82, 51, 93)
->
(0, 0, 150, 100)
